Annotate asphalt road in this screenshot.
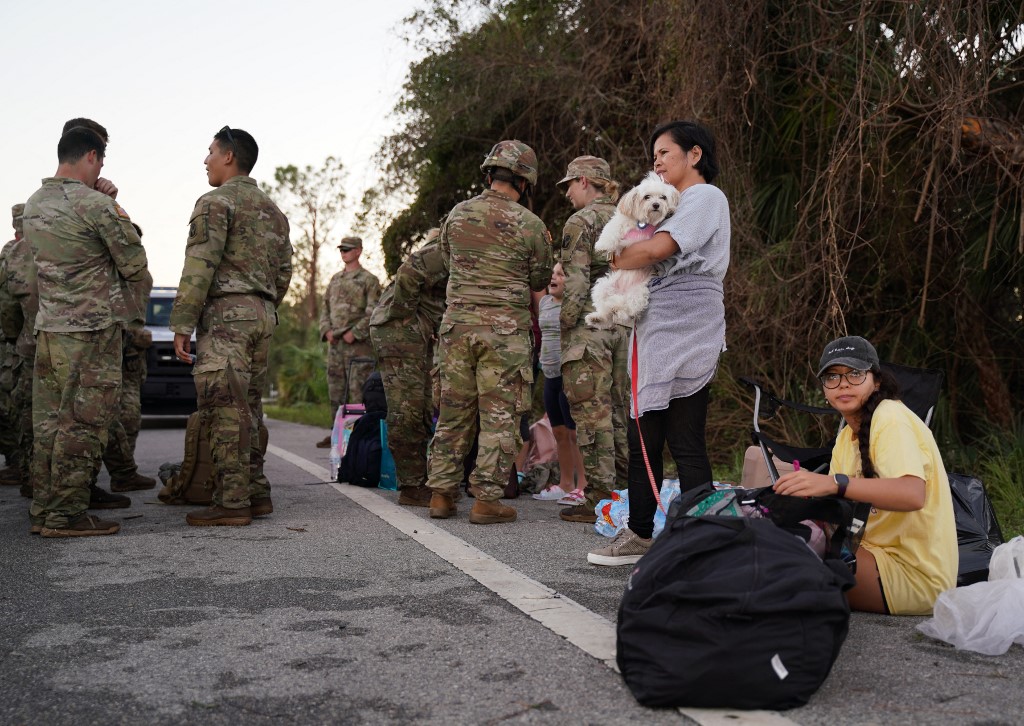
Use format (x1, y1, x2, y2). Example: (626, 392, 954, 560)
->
(0, 417, 1020, 725)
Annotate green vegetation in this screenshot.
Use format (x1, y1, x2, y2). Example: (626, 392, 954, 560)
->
(271, 0, 1024, 536)
(264, 403, 333, 430)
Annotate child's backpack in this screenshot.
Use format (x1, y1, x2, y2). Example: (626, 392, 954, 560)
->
(337, 410, 386, 487)
(616, 484, 857, 710)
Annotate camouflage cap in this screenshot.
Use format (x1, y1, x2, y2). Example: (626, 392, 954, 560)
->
(338, 236, 362, 250)
(557, 156, 611, 185)
(11, 203, 25, 236)
(480, 140, 539, 186)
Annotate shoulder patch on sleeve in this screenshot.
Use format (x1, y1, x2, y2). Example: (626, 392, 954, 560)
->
(113, 204, 131, 220)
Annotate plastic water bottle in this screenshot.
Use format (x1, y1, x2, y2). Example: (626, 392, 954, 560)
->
(329, 444, 340, 482)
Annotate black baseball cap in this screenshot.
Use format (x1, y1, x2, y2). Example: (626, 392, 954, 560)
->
(817, 336, 880, 378)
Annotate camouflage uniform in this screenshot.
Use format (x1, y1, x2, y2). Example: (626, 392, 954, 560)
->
(368, 238, 447, 492)
(426, 189, 552, 501)
(99, 273, 153, 484)
(170, 176, 292, 509)
(0, 230, 21, 472)
(1, 226, 37, 496)
(559, 193, 630, 506)
(24, 178, 150, 529)
(319, 262, 381, 410)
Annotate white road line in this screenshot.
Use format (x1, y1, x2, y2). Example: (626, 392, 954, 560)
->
(267, 443, 798, 726)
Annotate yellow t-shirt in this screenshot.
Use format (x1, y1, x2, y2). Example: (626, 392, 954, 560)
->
(830, 399, 958, 615)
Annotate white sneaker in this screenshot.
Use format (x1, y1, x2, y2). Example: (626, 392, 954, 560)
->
(532, 486, 569, 501)
(556, 488, 585, 506)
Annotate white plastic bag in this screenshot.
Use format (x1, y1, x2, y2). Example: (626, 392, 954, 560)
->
(917, 536, 1024, 656)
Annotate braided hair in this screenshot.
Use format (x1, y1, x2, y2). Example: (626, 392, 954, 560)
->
(855, 368, 900, 478)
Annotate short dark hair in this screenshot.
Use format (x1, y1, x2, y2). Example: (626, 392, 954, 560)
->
(213, 126, 259, 174)
(648, 120, 720, 183)
(62, 118, 109, 143)
(58, 126, 107, 164)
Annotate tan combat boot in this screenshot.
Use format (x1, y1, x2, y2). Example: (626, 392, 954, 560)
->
(428, 492, 457, 519)
(398, 485, 432, 508)
(110, 473, 157, 492)
(469, 499, 517, 525)
(250, 497, 273, 517)
(186, 505, 253, 527)
(41, 514, 120, 538)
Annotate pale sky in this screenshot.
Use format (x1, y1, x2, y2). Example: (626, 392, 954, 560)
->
(1, 0, 425, 286)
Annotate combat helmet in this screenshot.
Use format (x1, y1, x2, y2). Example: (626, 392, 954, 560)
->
(480, 140, 539, 186)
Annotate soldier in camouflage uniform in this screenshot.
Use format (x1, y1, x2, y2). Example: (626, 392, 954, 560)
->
(368, 228, 447, 507)
(171, 126, 292, 527)
(425, 140, 553, 525)
(317, 236, 381, 447)
(0, 204, 37, 500)
(25, 126, 150, 537)
(554, 157, 631, 523)
(0, 205, 25, 485)
(99, 240, 156, 492)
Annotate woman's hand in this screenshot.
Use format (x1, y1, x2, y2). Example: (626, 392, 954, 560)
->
(773, 470, 837, 498)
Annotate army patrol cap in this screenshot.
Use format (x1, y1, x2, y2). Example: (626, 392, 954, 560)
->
(338, 236, 362, 251)
(557, 156, 611, 185)
(480, 140, 539, 186)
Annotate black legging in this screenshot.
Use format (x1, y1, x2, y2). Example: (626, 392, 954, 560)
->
(627, 385, 713, 539)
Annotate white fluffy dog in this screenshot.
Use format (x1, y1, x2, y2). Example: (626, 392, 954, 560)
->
(585, 172, 680, 329)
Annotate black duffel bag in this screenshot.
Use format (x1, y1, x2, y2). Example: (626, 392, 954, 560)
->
(617, 503, 856, 710)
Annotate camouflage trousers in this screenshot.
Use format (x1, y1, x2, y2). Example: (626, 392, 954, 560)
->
(11, 349, 34, 484)
(327, 339, 374, 412)
(0, 343, 19, 466)
(427, 324, 532, 502)
(31, 326, 122, 529)
(100, 344, 146, 484)
(193, 295, 275, 509)
(561, 323, 630, 506)
(375, 349, 433, 490)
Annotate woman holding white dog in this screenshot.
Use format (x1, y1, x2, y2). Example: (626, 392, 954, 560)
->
(588, 120, 730, 566)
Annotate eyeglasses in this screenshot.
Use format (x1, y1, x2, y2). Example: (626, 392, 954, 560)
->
(820, 369, 869, 389)
(219, 125, 236, 152)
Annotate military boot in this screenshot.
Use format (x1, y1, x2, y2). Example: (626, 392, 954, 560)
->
(428, 492, 457, 519)
(110, 473, 157, 492)
(469, 499, 517, 525)
(186, 506, 253, 527)
(315, 435, 332, 448)
(41, 514, 120, 538)
(88, 485, 131, 509)
(398, 485, 432, 508)
(250, 497, 273, 517)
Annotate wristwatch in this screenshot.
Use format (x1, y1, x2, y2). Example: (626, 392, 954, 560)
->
(833, 473, 850, 498)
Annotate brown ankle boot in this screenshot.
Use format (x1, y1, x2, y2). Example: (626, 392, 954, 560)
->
(398, 485, 432, 507)
(186, 505, 253, 527)
(110, 473, 157, 492)
(469, 499, 517, 525)
(315, 435, 332, 448)
(250, 497, 273, 517)
(428, 492, 457, 519)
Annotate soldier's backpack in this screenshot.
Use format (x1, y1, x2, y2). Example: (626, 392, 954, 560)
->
(158, 410, 268, 504)
(337, 410, 387, 486)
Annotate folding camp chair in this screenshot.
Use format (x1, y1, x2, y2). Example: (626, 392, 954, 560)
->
(739, 362, 945, 485)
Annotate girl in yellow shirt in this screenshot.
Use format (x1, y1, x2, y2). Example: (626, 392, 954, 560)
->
(774, 336, 958, 615)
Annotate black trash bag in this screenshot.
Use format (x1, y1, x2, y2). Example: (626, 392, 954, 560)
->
(948, 472, 1003, 586)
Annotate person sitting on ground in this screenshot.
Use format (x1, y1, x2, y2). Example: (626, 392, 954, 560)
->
(532, 263, 588, 501)
(773, 335, 958, 615)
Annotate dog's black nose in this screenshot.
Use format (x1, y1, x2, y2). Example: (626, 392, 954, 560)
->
(652, 202, 660, 209)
